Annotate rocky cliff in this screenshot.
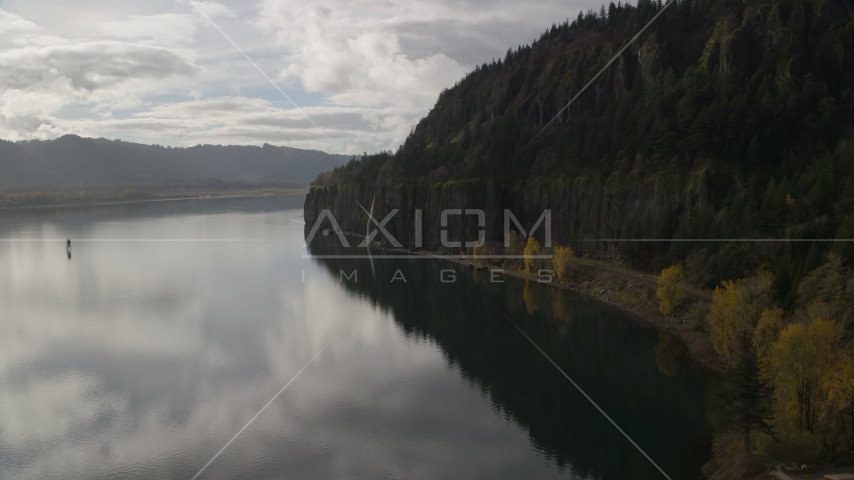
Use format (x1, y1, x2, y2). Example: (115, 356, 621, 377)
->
(305, 170, 712, 255)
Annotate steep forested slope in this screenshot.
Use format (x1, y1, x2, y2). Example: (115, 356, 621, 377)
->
(308, 0, 854, 300)
(320, 0, 853, 184)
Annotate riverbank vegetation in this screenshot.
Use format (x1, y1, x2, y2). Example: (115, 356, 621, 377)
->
(670, 257, 854, 476)
(472, 235, 854, 474)
(470, 238, 717, 366)
(656, 264, 685, 315)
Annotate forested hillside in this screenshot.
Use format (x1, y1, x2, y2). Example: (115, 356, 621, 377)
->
(0, 135, 349, 188)
(306, 0, 854, 472)
(311, 0, 854, 299)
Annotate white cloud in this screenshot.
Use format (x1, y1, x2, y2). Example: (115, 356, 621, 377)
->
(261, 2, 466, 112)
(95, 14, 198, 46)
(0, 41, 196, 91)
(276, 10, 466, 111)
(0, 18, 199, 141)
(190, 0, 238, 19)
(0, 72, 78, 138)
(256, 0, 596, 150)
(0, 8, 37, 36)
(52, 96, 417, 152)
(0, 0, 602, 153)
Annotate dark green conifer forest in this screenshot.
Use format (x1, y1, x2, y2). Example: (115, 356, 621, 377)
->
(313, 0, 854, 303)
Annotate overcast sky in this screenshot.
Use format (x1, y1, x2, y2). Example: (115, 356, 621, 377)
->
(0, 0, 603, 154)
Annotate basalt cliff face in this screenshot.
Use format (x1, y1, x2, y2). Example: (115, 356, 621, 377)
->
(305, 171, 711, 253)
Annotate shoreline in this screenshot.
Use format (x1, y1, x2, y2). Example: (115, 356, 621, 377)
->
(355, 240, 725, 375)
(428, 252, 723, 374)
(0, 188, 308, 211)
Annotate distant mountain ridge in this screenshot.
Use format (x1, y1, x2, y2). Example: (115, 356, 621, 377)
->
(0, 135, 350, 188)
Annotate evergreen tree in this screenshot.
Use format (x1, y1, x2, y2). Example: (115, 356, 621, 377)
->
(834, 215, 854, 264)
(312, 0, 854, 304)
(719, 350, 776, 454)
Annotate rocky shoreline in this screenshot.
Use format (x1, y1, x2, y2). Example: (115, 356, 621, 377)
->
(438, 253, 724, 374)
(341, 239, 725, 375)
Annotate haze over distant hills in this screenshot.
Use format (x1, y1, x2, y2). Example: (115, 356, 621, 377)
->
(0, 135, 351, 189)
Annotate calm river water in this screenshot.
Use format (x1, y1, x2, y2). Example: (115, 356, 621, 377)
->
(0, 195, 715, 479)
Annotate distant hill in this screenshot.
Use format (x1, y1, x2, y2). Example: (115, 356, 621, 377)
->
(0, 135, 351, 189)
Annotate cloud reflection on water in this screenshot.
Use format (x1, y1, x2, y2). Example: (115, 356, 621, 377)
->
(0, 196, 570, 480)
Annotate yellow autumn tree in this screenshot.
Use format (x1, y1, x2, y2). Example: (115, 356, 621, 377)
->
(733, 269, 776, 332)
(552, 245, 576, 282)
(708, 279, 740, 357)
(754, 306, 783, 362)
(656, 264, 684, 315)
(523, 237, 542, 274)
(707, 270, 776, 359)
(769, 317, 844, 433)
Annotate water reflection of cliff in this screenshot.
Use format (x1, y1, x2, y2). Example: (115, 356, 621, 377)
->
(308, 239, 716, 480)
